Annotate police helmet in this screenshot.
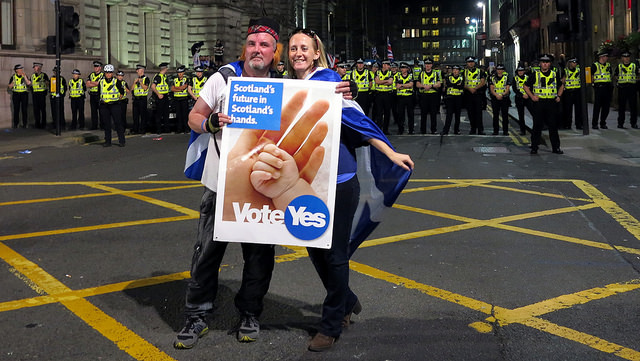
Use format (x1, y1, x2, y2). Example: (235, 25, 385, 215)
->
(103, 64, 115, 72)
(93, 61, 103, 67)
(277, 61, 285, 66)
(72, 69, 81, 75)
(136, 64, 146, 70)
(14, 64, 23, 70)
(177, 65, 186, 73)
(116, 71, 124, 76)
(516, 65, 526, 71)
(465, 56, 476, 63)
(538, 54, 553, 62)
(621, 51, 632, 58)
(391, 62, 398, 68)
(496, 64, 505, 70)
(400, 62, 409, 68)
(424, 58, 433, 64)
(452, 65, 461, 70)
(567, 57, 578, 63)
(194, 66, 204, 72)
(33, 62, 43, 68)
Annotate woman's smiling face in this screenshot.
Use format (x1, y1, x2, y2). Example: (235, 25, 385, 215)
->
(288, 33, 319, 76)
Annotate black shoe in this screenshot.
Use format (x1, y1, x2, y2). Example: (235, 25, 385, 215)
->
(431, 130, 437, 134)
(117, 143, 125, 147)
(618, 124, 626, 129)
(492, 131, 499, 135)
(576, 126, 582, 130)
(632, 124, 639, 129)
(600, 124, 608, 129)
(408, 131, 415, 135)
(440, 131, 448, 135)
(103, 143, 111, 147)
(469, 130, 476, 135)
(530, 148, 538, 155)
(454, 130, 461, 135)
(478, 131, 486, 135)
(552, 148, 564, 154)
(592, 125, 599, 130)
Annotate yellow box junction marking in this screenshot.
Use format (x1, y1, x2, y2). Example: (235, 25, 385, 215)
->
(1, 180, 640, 360)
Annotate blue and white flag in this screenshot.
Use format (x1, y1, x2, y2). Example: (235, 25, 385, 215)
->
(308, 68, 411, 256)
(184, 61, 243, 180)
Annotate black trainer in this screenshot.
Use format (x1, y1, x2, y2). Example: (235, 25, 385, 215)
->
(174, 316, 209, 349)
(237, 314, 260, 342)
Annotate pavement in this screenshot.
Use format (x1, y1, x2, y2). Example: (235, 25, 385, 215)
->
(1, 103, 640, 167)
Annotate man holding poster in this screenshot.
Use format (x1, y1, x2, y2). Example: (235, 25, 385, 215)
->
(178, 18, 357, 349)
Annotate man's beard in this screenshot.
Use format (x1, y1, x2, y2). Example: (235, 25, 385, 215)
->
(248, 55, 270, 71)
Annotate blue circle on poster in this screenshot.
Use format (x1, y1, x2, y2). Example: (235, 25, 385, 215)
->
(284, 195, 330, 240)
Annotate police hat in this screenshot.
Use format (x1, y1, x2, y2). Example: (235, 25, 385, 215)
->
(598, 50, 609, 57)
(496, 64, 505, 70)
(14, 64, 23, 70)
(93, 61, 103, 67)
(356, 58, 364, 64)
(465, 56, 476, 62)
(135, 64, 146, 69)
(72, 69, 81, 75)
(382, 60, 390, 65)
(277, 61, 284, 66)
(516, 65, 526, 71)
(621, 51, 632, 57)
(400, 62, 409, 68)
(452, 65, 461, 70)
(159, 62, 169, 69)
(33, 62, 43, 68)
(194, 65, 204, 72)
(177, 65, 186, 73)
(116, 71, 124, 76)
(539, 54, 553, 62)
(391, 62, 398, 68)
(567, 57, 578, 63)
(371, 62, 380, 68)
(424, 58, 433, 64)
(336, 63, 346, 68)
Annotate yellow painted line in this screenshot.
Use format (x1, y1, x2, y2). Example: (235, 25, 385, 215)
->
(0, 271, 192, 313)
(0, 242, 175, 360)
(351, 259, 640, 360)
(401, 183, 477, 193)
(0, 156, 18, 160)
(358, 223, 481, 249)
(493, 223, 616, 251)
(277, 246, 309, 262)
(0, 181, 198, 186)
(574, 180, 640, 241)
(472, 183, 593, 203)
(521, 316, 640, 360)
(0, 184, 202, 207)
(0, 215, 195, 241)
(86, 183, 199, 217)
(350, 261, 493, 314)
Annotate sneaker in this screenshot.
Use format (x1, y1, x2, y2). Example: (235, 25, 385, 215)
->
(237, 314, 260, 342)
(174, 316, 209, 349)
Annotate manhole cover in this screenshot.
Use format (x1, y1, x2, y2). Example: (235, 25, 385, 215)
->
(472, 146, 510, 153)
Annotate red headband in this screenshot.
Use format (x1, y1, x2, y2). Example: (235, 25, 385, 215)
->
(247, 25, 279, 42)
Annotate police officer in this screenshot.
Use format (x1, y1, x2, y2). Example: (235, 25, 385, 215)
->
(375, 60, 394, 134)
(131, 64, 150, 134)
(68, 69, 87, 130)
(30, 62, 49, 129)
(416, 58, 442, 134)
(171, 65, 190, 133)
(463, 56, 487, 135)
(352, 58, 374, 117)
(513, 64, 532, 135)
(49, 66, 67, 130)
(335, 63, 349, 80)
(561, 57, 583, 130)
(116, 70, 130, 131)
(151, 62, 170, 133)
(7, 64, 31, 128)
(370, 62, 379, 121)
(614, 51, 638, 128)
(395, 62, 414, 134)
(591, 51, 613, 129)
(99, 64, 126, 147)
(188, 65, 208, 102)
(488, 64, 511, 135)
(274, 61, 288, 78)
(390, 62, 400, 125)
(441, 65, 465, 135)
(86, 61, 104, 130)
(524, 54, 564, 155)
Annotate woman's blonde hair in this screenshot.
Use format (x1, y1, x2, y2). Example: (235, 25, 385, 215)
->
(286, 29, 328, 79)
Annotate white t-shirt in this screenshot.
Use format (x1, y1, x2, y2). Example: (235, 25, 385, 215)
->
(199, 71, 228, 191)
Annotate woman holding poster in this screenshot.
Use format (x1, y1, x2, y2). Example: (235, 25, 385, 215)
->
(273, 28, 414, 351)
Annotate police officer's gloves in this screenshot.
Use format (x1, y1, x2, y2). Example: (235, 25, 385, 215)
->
(205, 112, 222, 133)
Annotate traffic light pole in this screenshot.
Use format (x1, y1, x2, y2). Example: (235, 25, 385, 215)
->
(55, 0, 62, 136)
(577, 0, 590, 136)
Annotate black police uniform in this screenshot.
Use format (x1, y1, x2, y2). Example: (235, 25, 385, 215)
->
(49, 71, 67, 130)
(614, 59, 638, 128)
(8, 66, 29, 128)
(561, 63, 583, 129)
(68, 72, 87, 130)
(394, 67, 414, 134)
(132, 66, 150, 134)
(87, 62, 104, 130)
(417, 64, 442, 134)
(463, 62, 487, 134)
(525, 66, 563, 153)
(374, 65, 394, 134)
(513, 70, 533, 134)
(153, 64, 171, 133)
(31, 64, 49, 129)
(441, 71, 465, 135)
(488, 70, 511, 135)
(591, 58, 613, 129)
(172, 67, 190, 133)
(99, 73, 126, 146)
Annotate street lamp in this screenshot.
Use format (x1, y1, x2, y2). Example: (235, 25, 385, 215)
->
(477, 1, 486, 33)
(468, 18, 478, 58)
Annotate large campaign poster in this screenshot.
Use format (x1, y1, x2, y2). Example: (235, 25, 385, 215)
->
(213, 77, 342, 249)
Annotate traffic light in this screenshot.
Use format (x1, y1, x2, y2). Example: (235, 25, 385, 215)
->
(556, 0, 578, 33)
(60, 5, 79, 54)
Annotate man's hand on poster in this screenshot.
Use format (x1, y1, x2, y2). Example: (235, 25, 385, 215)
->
(222, 90, 329, 221)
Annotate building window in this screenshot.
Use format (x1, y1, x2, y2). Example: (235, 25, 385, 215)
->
(433, 41, 439, 49)
(432, 6, 439, 12)
(432, 18, 439, 25)
(432, 29, 439, 36)
(405, 7, 409, 14)
(434, 54, 440, 61)
(451, 17, 456, 25)
(422, 6, 427, 13)
(422, 17, 428, 25)
(423, 42, 431, 49)
(1, 0, 15, 49)
(422, 29, 430, 37)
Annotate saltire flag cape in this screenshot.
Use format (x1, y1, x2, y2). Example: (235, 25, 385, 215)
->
(386, 36, 394, 62)
(184, 61, 244, 180)
(307, 68, 411, 257)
